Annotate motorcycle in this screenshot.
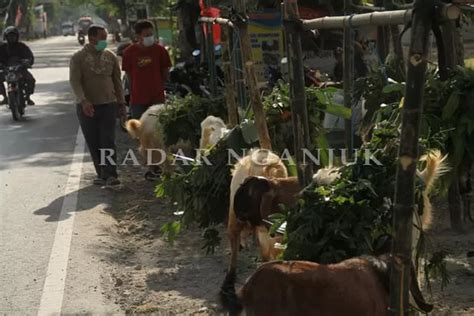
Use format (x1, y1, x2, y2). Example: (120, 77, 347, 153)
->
(167, 60, 210, 98)
(166, 49, 224, 98)
(78, 31, 85, 46)
(0, 59, 30, 121)
(265, 57, 336, 90)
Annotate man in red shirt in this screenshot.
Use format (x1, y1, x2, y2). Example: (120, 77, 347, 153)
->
(122, 20, 172, 119)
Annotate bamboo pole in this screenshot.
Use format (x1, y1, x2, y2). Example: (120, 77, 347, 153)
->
(343, 0, 354, 157)
(232, 0, 272, 150)
(206, 23, 218, 96)
(199, 17, 234, 27)
(303, 9, 413, 29)
(389, 0, 436, 314)
(386, 0, 406, 75)
(204, 0, 218, 96)
(198, 15, 241, 124)
(222, 25, 239, 126)
(376, 0, 390, 61)
(283, 0, 313, 186)
(302, 5, 460, 30)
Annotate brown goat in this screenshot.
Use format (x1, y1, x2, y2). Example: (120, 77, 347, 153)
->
(220, 254, 433, 316)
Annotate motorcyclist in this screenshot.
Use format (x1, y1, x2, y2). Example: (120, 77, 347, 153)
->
(0, 26, 36, 105)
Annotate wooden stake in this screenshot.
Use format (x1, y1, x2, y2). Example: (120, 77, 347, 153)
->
(283, 0, 313, 186)
(232, 0, 272, 150)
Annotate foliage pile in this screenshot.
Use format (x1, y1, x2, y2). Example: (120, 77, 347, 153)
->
(156, 125, 252, 252)
(263, 82, 351, 161)
(157, 83, 352, 246)
(357, 66, 474, 173)
(284, 101, 442, 263)
(156, 145, 232, 251)
(424, 67, 474, 171)
(158, 94, 228, 148)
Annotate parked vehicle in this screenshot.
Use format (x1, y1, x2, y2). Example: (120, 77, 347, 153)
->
(0, 59, 31, 121)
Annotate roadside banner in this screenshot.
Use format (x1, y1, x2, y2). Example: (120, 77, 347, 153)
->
(248, 10, 284, 83)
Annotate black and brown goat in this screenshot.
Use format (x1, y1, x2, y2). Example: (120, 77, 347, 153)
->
(232, 176, 301, 262)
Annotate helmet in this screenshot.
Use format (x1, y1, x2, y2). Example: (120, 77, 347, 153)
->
(3, 26, 20, 42)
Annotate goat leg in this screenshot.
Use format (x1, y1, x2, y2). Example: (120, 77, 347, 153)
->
(255, 225, 278, 261)
(228, 213, 243, 275)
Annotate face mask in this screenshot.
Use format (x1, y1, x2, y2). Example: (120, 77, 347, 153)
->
(95, 40, 107, 51)
(143, 35, 155, 47)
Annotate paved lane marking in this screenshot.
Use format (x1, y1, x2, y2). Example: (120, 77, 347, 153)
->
(38, 129, 85, 316)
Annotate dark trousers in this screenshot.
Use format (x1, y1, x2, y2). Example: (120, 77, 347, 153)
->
(77, 103, 118, 179)
(130, 104, 151, 119)
(22, 70, 36, 96)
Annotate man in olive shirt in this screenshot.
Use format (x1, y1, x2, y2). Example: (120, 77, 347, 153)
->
(69, 25, 125, 186)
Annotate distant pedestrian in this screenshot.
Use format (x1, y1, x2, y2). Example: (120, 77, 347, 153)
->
(122, 19, 171, 119)
(69, 24, 125, 187)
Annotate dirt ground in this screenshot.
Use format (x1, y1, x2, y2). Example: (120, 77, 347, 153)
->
(422, 198, 474, 315)
(100, 127, 259, 315)
(100, 126, 474, 315)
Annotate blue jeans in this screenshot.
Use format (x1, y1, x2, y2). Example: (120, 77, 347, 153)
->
(130, 104, 151, 120)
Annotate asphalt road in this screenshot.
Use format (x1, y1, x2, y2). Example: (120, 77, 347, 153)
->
(0, 36, 122, 315)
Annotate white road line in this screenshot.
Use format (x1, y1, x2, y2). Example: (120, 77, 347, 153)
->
(37, 129, 85, 316)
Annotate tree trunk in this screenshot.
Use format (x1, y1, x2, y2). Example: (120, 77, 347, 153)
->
(177, 0, 200, 60)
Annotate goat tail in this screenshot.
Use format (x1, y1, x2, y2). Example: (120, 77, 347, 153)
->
(419, 149, 449, 195)
(418, 150, 449, 229)
(125, 119, 142, 139)
(220, 271, 243, 316)
(409, 260, 434, 313)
